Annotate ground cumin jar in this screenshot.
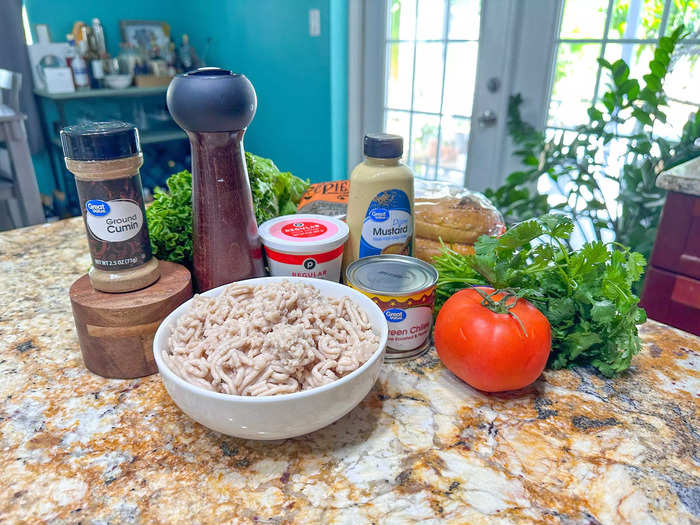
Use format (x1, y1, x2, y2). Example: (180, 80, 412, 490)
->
(61, 122, 160, 293)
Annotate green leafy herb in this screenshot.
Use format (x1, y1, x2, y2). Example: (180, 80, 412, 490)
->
(484, 25, 699, 291)
(434, 214, 647, 377)
(146, 170, 193, 265)
(245, 152, 310, 224)
(146, 153, 309, 266)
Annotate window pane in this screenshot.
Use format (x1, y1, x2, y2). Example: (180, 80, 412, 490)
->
(657, 100, 700, 141)
(410, 114, 440, 179)
(438, 116, 469, 172)
(599, 43, 661, 135)
(386, 42, 415, 110)
(442, 42, 478, 117)
(607, 0, 663, 40)
(595, 137, 630, 188)
(665, 53, 700, 106)
(548, 43, 601, 127)
(385, 110, 411, 161)
(416, 0, 446, 40)
(665, 0, 700, 35)
(383, 0, 481, 184)
(387, 0, 417, 41)
(600, 43, 653, 97)
(559, 0, 609, 39)
(540, 1, 700, 244)
(437, 169, 466, 185)
(448, 0, 480, 40)
(413, 163, 436, 179)
(412, 42, 444, 113)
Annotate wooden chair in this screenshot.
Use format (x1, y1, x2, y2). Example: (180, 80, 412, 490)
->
(0, 68, 44, 228)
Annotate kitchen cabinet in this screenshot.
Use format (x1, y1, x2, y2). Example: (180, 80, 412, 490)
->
(641, 157, 700, 336)
(0, 218, 697, 523)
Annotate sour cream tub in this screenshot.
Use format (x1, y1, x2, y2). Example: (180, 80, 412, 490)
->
(346, 255, 438, 361)
(258, 214, 349, 282)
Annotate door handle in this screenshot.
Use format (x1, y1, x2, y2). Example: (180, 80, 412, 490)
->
(477, 110, 497, 127)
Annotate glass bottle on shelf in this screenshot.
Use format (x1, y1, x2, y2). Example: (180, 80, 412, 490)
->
(149, 37, 160, 60)
(91, 18, 107, 57)
(167, 42, 177, 76)
(117, 42, 137, 76)
(82, 26, 104, 89)
(64, 34, 75, 69)
(78, 32, 93, 88)
(178, 34, 194, 71)
(66, 34, 89, 90)
(133, 45, 150, 76)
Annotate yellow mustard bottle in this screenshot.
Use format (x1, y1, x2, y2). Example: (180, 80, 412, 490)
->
(343, 134, 415, 270)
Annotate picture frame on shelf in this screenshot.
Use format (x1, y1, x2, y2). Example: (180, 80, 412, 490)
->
(27, 43, 73, 93)
(119, 20, 171, 52)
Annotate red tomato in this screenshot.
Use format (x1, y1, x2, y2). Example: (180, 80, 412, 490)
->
(434, 287, 551, 393)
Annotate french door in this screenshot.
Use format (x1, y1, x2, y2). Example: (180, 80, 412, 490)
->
(351, 0, 699, 193)
(349, 0, 562, 192)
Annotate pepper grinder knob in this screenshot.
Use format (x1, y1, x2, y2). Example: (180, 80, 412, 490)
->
(167, 67, 257, 132)
(166, 67, 265, 291)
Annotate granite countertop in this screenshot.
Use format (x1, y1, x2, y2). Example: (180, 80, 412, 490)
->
(0, 218, 698, 524)
(657, 156, 700, 196)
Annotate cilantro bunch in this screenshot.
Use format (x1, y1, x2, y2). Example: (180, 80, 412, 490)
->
(434, 215, 647, 377)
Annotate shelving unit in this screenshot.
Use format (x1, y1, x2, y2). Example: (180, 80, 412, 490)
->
(34, 85, 187, 216)
(34, 86, 169, 100)
(48, 129, 186, 148)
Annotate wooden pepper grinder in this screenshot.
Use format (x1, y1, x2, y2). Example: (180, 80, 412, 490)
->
(62, 122, 193, 378)
(167, 67, 266, 292)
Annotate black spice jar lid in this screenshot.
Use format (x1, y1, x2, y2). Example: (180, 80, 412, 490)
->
(61, 121, 141, 161)
(364, 133, 403, 159)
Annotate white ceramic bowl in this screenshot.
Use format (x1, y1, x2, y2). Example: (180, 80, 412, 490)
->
(104, 74, 133, 89)
(153, 276, 388, 440)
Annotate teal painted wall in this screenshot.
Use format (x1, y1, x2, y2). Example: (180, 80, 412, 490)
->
(183, 0, 348, 182)
(330, 0, 348, 182)
(190, 1, 334, 182)
(25, 0, 348, 195)
(24, 0, 203, 60)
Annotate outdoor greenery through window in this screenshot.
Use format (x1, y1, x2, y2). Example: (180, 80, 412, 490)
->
(545, 0, 700, 245)
(383, 0, 480, 185)
(382, 0, 699, 233)
(552, 0, 700, 133)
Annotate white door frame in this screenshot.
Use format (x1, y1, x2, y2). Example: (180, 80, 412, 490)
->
(468, 0, 562, 191)
(348, 0, 563, 191)
(347, 0, 387, 174)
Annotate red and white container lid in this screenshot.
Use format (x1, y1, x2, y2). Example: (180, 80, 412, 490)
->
(258, 214, 349, 282)
(259, 214, 349, 253)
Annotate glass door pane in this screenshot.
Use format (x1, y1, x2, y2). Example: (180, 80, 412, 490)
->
(545, 0, 700, 222)
(383, 0, 481, 185)
(549, 0, 700, 136)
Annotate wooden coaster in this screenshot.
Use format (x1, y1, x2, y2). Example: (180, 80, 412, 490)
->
(69, 260, 193, 379)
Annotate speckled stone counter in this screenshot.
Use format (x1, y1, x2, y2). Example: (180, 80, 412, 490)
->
(1, 219, 698, 524)
(657, 156, 700, 196)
